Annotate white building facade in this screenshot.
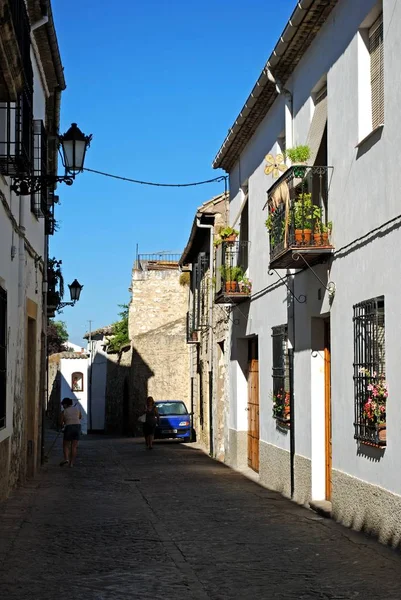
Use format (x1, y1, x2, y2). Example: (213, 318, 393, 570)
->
(0, 0, 65, 499)
(214, 0, 401, 545)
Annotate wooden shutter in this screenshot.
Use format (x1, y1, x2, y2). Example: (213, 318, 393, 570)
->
(370, 14, 384, 129)
(307, 86, 327, 166)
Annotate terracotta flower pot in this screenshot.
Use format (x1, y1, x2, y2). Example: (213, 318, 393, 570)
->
(294, 229, 312, 245)
(377, 423, 386, 443)
(225, 281, 237, 293)
(313, 232, 329, 246)
(224, 234, 237, 244)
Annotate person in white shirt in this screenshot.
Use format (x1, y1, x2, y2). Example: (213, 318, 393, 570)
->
(59, 398, 82, 467)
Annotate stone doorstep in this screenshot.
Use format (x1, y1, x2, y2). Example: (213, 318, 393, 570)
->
(309, 500, 332, 518)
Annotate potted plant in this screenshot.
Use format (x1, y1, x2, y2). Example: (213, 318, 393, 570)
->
(313, 207, 332, 246)
(219, 265, 243, 292)
(265, 209, 285, 247)
(293, 193, 313, 245)
(47, 290, 61, 308)
(238, 275, 252, 294)
(360, 367, 388, 443)
(214, 226, 239, 246)
(47, 258, 64, 310)
(285, 145, 311, 177)
(271, 389, 290, 420)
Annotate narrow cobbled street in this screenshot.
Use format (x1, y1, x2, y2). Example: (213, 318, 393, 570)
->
(1, 433, 401, 600)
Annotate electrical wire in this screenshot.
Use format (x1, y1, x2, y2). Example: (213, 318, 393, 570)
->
(83, 167, 227, 188)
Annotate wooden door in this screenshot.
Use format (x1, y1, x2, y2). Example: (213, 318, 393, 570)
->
(247, 358, 259, 472)
(324, 321, 332, 500)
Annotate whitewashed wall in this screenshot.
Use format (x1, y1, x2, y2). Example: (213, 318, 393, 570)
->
(226, 0, 401, 514)
(0, 44, 48, 452)
(60, 358, 89, 435)
(88, 338, 107, 431)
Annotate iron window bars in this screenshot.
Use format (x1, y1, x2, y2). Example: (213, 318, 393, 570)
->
(0, 86, 33, 177)
(0, 286, 7, 430)
(272, 324, 291, 426)
(186, 311, 199, 344)
(353, 296, 386, 446)
(0, 0, 33, 177)
(192, 253, 209, 332)
(31, 120, 48, 217)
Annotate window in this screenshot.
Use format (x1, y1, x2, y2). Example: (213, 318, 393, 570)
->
(353, 296, 387, 446)
(369, 14, 384, 129)
(192, 253, 208, 331)
(272, 325, 291, 425)
(31, 120, 48, 217)
(0, 286, 6, 429)
(156, 401, 188, 416)
(71, 372, 84, 392)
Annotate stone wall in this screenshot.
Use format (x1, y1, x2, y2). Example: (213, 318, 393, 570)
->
(104, 347, 132, 434)
(129, 265, 190, 432)
(130, 267, 188, 339)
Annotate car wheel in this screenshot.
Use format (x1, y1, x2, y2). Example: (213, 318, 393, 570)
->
(183, 436, 191, 443)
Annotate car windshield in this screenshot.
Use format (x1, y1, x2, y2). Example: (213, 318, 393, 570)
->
(156, 402, 188, 416)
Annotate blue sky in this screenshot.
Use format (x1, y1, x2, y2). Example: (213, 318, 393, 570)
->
(50, 0, 295, 345)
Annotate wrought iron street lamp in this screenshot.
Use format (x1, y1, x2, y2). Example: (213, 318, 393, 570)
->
(10, 123, 92, 196)
(58, 279, 84, 309)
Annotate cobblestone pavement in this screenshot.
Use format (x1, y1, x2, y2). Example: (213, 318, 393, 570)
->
(1, 432, 401, 599)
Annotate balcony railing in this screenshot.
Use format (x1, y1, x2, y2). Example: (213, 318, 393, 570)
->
(215, 240, 251, 304)
(0, 87, 33, 176)
(136, 253, 181, 271)
(266, 166, 334, 269)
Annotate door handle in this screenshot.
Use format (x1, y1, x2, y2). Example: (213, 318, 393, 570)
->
(245, 407, 250, 411)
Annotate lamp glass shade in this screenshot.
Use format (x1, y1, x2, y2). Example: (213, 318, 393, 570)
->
(68, 279, 83, 302)
(60, 123, 92, 173)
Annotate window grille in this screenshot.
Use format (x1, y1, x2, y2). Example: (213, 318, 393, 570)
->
(353, 296, 386, 446)
(370, 14, 384, 129)
(0, 86, 33, 176)
(31, 120, 48, 217)
(272, 325, 291, 425)
(192, 253, 209, 331)
(0, 286, 7, 430)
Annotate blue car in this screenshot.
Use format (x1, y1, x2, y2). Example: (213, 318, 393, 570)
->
(154, 400, 191, 442)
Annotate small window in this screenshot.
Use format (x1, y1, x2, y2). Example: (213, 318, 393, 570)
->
(271, 325, 291, 425)
(369, 14, 384, 129)
(353, 296, 387, 446)
(0, 286, 7, 429)
(71, 372, 84, 392)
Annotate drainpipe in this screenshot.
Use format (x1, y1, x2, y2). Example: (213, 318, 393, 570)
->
(196, 218, 214, 456)
(40, 232, 49, 464)
(31, 16, 49, 32)
(18, 195, 26, 308)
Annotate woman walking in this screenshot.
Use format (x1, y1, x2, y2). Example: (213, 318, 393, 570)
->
(143, 396, 159, 449)
(59, 398, 82, 467)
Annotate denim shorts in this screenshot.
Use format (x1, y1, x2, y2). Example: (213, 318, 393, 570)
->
(64, 424, 80, 441)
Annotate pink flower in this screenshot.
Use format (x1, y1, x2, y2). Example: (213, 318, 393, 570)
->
(367, 384, 374, 391)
